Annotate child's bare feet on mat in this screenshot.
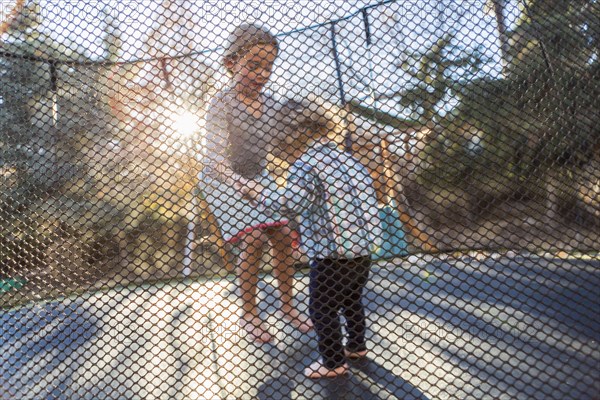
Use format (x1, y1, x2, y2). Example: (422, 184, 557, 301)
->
(239, 315, 273, 343)
(304, 360, 349, 379)
(344, 348, 368, 359)
(279, 308, 313, 333)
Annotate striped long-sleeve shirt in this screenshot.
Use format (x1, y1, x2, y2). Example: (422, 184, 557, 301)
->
(263, 141, 382, 260)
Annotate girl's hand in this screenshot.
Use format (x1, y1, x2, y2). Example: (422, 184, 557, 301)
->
(243, 180, 265, 201)
(235, 179, 264, 202)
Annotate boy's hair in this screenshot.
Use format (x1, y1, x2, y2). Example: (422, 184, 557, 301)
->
(222, 23, 279, 75)
(272, 98, 342, 159)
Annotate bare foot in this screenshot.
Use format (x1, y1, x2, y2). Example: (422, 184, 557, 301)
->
(238, 315, 273, 343)
(304, 360, 349, 379)
(279, 308, 313, 333)
(344, 348, 368, 359)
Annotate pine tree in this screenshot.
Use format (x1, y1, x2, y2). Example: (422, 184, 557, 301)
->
(457, 0, 599, 225)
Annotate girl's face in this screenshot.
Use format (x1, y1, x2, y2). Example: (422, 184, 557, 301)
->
(226, 44, 277, 97)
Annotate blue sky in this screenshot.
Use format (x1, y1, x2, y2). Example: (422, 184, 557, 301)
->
(32, 1, 378, 59)
(26, 1, 525, 112)
(32, 1, 522, 60)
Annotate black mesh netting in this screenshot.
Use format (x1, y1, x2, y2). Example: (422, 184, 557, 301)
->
(1, 1, 599, 399)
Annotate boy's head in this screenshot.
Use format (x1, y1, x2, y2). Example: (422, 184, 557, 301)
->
(273, 98, 341, 162)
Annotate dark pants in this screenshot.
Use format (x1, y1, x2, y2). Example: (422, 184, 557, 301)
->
(309, 255, 371, 369)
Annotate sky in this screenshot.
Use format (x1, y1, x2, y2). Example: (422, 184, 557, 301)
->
(32, 0, 379, 60)
(32, 0, 522, 60)
(22, 0, 525, 115)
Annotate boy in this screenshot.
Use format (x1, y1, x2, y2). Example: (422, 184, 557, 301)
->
(262, 99, 382, 378)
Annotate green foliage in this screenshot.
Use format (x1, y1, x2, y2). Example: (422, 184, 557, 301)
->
(389, 0, 599, 229)
(418, 0, 600, 208)
(0, 21, 124, 276)
(397, 33, 489, 125)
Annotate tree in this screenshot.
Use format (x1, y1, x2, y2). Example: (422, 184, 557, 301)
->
(458, 0, 600, 224)
(489, 0, 511, 72)
(105, 0, 221, 278)
(0, 4, 123, 288)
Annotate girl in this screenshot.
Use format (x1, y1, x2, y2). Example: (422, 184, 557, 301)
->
(201, 23, 312, 343)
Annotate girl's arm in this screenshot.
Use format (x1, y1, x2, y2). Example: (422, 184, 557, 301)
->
(262, 162, 319, 216)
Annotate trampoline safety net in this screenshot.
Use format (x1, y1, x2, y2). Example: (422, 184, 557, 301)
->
(1, 1, 599, 399)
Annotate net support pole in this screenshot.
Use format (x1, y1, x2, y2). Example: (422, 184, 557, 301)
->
(50, 62, 58, 126)
(330, 22, 346, 106)
(330, 22, 355, 152)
